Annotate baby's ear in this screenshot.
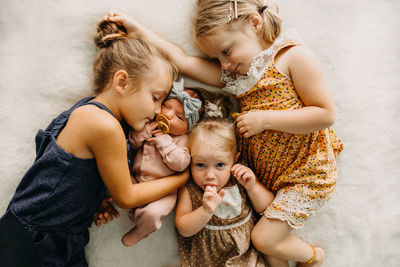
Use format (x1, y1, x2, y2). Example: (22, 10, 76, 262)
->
(234, 152, 241, 163)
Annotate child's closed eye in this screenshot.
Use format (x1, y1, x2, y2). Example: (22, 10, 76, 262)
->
(222, 48, 231, 56)
(153, 95, 160, 103)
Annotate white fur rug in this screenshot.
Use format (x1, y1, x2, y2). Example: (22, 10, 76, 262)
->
(1, 0, 399, 266)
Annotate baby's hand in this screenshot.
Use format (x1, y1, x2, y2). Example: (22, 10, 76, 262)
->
(202, 186, 225, 214)
(93, 197, 120, 227)
(146, 121, 164, 141)
(236, 111, 268, 138)
(231, 164, 256, 191)
(104, 11, 142, 38)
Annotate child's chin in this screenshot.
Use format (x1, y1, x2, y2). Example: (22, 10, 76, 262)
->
(134, 120, 147, 131)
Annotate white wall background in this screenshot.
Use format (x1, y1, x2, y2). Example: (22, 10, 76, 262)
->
(0, 0, 399, 266)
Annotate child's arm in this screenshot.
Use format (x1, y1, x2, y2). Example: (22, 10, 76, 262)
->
(231, 164, 274, 213)
(88, 113, 189, 209)
(236, 47, 336, 137)
(105, 11, 224, 87)
(153, 134, 190, 172)
(175, 185, 225, 237)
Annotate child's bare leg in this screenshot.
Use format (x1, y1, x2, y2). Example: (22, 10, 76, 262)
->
(121, 192, 177, 247)
(251, 216, 325, 266)
(264, 255, 289, 267)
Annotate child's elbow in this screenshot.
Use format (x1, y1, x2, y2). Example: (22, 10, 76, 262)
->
(113, 197, 131, 209)
(325, 107, 336, 127)
(113, 193, 140, 209)
(176, 225, 194, 238)
(175, 218, 193, 237)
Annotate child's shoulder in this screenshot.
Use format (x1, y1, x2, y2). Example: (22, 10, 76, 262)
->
(279, 45, 322, 71)
(73, 104, 119, 128)
(70, 105, 124, 143)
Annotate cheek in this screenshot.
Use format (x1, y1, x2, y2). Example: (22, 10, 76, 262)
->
(191, 170, 204, 188)
(130, 119, 145, 132)
(219, 169, 232, 182)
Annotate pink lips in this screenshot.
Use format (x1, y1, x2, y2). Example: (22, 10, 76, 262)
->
(233, 64, 240, 73)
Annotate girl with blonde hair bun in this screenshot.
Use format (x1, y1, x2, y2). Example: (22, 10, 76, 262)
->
(0, 20, 187, 266)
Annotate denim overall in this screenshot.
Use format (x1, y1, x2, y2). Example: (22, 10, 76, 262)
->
(2, 97, 113, 266)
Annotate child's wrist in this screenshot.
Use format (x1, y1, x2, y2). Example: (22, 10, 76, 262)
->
(201, 205, 215, 217)
(261, 111, 273, 130)
(244, 182, 257, 194)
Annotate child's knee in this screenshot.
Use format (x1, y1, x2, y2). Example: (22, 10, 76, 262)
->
(251, 223, 276, 254)
(250, 225, 263, 250)
(137, 210, 163, 231)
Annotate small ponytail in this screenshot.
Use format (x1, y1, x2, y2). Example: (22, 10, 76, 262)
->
(259, 0, 282, 43)
(94, 20, 128, 48)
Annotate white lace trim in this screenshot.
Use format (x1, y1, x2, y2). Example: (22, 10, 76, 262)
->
(221, 28, 302, 96)
(263, 188, 327, 229)
(204, 209, 252, 231)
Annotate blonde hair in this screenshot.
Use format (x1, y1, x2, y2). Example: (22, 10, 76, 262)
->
(93, 20, 178, 94)
(188, 119, 237, 156)
(193, 0, 282, 45)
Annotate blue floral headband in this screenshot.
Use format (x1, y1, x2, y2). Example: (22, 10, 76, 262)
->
(167, 78, 202, 129)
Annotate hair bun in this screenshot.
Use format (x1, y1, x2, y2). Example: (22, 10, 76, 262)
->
(94, 20, 127, 48)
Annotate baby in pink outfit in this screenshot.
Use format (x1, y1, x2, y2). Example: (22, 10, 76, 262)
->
(123, 78, 203, 247)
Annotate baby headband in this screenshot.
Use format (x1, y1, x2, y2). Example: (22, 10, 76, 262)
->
(167, 77, 202, 129)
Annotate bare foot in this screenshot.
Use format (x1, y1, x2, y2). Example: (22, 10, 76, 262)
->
(297, 247, 325, 267)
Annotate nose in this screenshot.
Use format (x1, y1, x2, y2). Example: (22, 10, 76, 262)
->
(164, 109, 173, 120)
(205, 169, 216, 181)
(154, 103, 162, 115)
(220, 58, 231, 71)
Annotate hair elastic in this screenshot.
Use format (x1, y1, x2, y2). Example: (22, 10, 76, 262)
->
(258, 5, 268, 14)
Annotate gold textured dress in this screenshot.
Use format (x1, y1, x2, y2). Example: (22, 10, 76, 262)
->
(221, 30, 343, 228)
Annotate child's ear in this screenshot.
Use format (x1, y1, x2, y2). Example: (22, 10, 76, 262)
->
(248, 13, 263, 34)
(234, 152, 241, 162)
(112, 70, 129, 94)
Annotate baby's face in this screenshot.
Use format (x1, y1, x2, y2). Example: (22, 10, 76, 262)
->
(161, 98, 188, 136)
(190, 143, 235, 191)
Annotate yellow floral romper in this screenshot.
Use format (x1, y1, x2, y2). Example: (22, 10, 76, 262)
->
(221, 30, 343, 228)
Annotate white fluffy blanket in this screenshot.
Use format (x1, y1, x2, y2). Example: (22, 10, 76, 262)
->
(1, 0, 399, 266)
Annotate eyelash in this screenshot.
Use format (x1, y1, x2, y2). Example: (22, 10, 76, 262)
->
(153, 95, 160, 102)
(196, 163, 205, 168)
(216, 163, 225, 168)
(222, 48, 231, 56)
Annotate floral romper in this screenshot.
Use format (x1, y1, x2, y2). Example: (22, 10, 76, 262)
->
(177, 180, 266, 267)
(222, 30, 343, 228)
